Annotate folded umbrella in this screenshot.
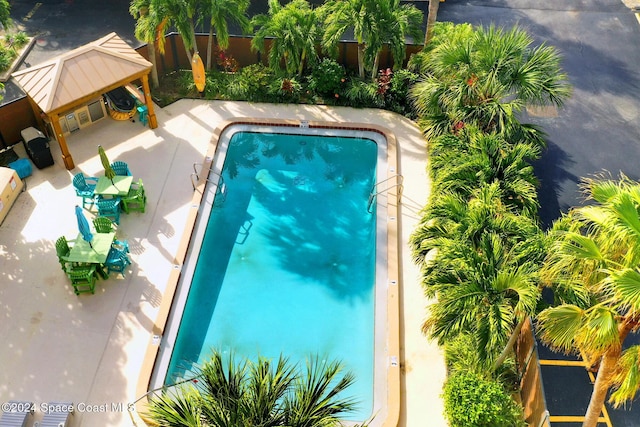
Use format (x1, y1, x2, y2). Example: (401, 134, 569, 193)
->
(99, 145, 116, 184)
(75, 205, 94, 248)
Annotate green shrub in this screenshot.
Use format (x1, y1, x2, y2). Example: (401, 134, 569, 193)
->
(203, 71, 232, 99)
(268, 77, 302, 103)
(344, 79, 382, 108)
(307, 58, 346, 97)
(226, 64, 275, 102)
(0, 46, 12, 70)
(443, 371, 525, 427)
(384, 68, 419, 117)
(14, 32, 28, 47)
(444, 335, 520, 392)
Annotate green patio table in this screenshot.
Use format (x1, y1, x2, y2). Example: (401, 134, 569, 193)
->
(94, 176, 133, 197)
(66, 231, 116, 266)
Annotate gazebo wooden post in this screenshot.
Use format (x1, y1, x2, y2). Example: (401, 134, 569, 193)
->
(141, 74, 158, 129)
(50, 114, 75, 169)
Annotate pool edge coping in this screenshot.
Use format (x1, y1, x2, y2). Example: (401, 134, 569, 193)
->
(132, 118, 401, 427)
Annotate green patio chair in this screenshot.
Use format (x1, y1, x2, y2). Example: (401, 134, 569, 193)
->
(93, 216, 115, 233)
(66, 264, 97, 295)
(121, 179, 146, 214)
(55, 236, 72, 272)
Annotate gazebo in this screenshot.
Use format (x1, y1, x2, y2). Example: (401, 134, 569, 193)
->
(12, 32, 158, 170)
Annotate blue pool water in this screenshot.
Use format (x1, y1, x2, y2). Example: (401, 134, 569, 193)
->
(166, 130, 379, 420)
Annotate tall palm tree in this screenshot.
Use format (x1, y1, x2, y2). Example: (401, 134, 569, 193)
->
(412, 180, 547, 369)
(251, 0, 322, 77)
(409, 24, 571, 142)
(421, 231, 542, 366)
(153, 0, 202, 63)
(321, 0, 423, 80)
(129, 0, 162, 88)
(203, 0, 251, 70)
(537, 175, 640, 427)
(369, 0, 423, 79)
(146, 351, 361, 426)
(411, 182, 545, 273)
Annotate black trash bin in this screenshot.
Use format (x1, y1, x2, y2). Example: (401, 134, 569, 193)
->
(21, 127, 54, 169)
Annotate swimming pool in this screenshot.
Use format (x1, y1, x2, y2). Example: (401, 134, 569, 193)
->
(146, 120, 400, 426)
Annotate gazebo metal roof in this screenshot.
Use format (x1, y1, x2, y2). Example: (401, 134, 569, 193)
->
(12, 32, 152, 115)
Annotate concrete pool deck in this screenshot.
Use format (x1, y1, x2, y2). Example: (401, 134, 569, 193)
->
(0, 100, 446, 426)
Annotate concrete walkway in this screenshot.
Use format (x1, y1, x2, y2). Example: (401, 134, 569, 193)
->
(0, 100, 445, 427)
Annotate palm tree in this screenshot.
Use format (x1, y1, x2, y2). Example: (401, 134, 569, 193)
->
(428, 127, 542, 216)
(129, 0, 163, 88)
(409, 24, 571, 142)
(321, 0, 423, 80)
(421, 230, 542, 367)
(536, 175, 640, 427)
(251, 0, 322, 77)
(412, 181, 546, 369)
(411, 182, 545, 272)
(203, 0, 250, 71)
(146, 351, 361, 426)
(152, 0, 202, 63)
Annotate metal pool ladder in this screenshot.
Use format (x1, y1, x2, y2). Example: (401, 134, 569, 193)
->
(190, 162, 227, 205)
(367, 174, 403, 213)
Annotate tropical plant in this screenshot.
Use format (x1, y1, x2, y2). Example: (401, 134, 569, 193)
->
(411, 182, 546, 272)
(411, 177, 546, 368)
(409, 24, 571, 142)
(225, 63, 276, 102)
(321, 0, 423, 80)
(427, 127, 542, 215)
(307, 58, 346, 98)
(129, 0, 163, 87)
(444, 334, 519, 390)
(344, 79, 382, 108)
(150, 0, 203, 63)
(536, 174, 640, 427)
(146, 351, 363, 427)
(269, 76, 303, 103)
(0, 0, 10, 30)
(251, 0, 322, 77)
(421, 229, 542, 366)
(443, 371, 526, 427)
(380, 68, 419, 116)
(203, 0, 251, 70)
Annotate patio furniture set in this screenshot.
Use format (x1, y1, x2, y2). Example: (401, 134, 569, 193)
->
(56, 152, 147, 295)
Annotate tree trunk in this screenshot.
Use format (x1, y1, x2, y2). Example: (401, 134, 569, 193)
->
(371, 53, 379, 81)
(492, 317, 526, 372)
(424, 0, 440, 46)
(357, 43, 365, 79)
(582, 350, 618, 427)
(148, 39, 159, 89)
(298, 48, 306, 77)
(582, 320, 633, 427)
(206, 27, 214, 70)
